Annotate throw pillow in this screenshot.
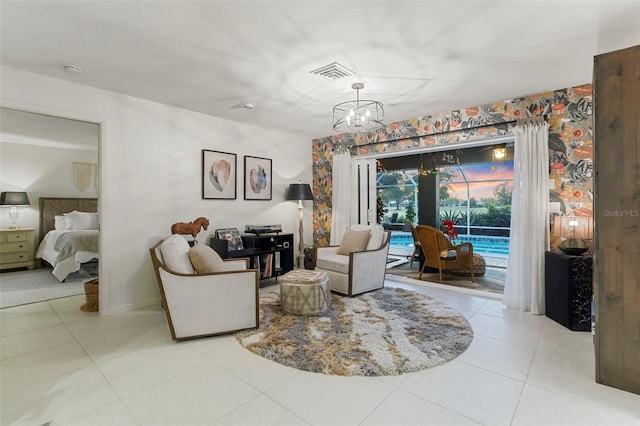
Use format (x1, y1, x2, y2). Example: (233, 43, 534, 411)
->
(189, 242, 226, 273)
(349, 224, 385, 250)
(440, 250, 457, 259)
(54, 215, 71, 230)
(366, 225, 385, 250)
(160, 234, 195, 274)
(65, 211, 99, 230)
(337, 229, 371, 256)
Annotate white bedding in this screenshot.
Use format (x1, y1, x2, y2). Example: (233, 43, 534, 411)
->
(36, 230, 99, 281)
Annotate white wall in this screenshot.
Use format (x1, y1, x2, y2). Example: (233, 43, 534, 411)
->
(1, 66, 313, 314)
(0, 141, 99, 234)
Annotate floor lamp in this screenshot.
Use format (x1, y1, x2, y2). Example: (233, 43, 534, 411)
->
(286, 183, 314, 268)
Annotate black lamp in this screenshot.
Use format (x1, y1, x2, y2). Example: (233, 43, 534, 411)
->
(286, 183, 314, 268)
(0, 191, 31, 229)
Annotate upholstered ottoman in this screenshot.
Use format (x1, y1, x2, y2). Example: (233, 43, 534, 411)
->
(280, 269, 331, 316)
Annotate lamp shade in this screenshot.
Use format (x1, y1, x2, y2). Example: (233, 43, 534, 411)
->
(0, 192, 30, 206)
(554, 216, 593, 239)
(554, 215, 593, 255)
(286, 183, 313, 201)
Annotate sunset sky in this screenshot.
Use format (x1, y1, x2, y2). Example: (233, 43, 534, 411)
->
(381, 160, 515, 202)
(441, 160, 514, 201)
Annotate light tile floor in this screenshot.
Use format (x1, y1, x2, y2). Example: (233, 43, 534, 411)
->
(1, 277, 638, 426)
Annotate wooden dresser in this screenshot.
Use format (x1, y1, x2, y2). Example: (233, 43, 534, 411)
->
(0, 228, 36, 271)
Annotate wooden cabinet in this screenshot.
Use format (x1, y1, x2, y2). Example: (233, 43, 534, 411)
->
(210, 233, 294, 280)
(0, 228, 36, 271)
(593, 44, 640, 394)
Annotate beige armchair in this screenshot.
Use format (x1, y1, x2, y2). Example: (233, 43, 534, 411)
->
(150, 237, 259, 340)
(315, 225, 391, 297)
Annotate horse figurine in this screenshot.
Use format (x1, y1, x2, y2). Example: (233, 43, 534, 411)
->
(170, 217, 210, 238)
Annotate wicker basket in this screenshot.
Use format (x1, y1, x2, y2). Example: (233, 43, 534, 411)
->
(80, 278, 99, 312)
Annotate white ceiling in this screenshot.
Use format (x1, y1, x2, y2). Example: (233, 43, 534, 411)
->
(1, 1, 639, 141)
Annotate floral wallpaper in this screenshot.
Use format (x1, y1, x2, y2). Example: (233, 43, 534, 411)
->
(311, 83, 593, 247)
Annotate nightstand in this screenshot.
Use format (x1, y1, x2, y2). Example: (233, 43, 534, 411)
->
(544, 251, 593, 331)
(0, 228, 36, 271)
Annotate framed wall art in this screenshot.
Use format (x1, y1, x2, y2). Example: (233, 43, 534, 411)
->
(244, 156, 272, 200)
(202, 150, 237, 199)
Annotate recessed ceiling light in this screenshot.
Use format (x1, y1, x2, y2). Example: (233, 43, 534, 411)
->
(62, 64, 82, 75)
(240, 102, 255, 110)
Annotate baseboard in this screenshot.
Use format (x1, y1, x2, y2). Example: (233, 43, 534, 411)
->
(106, 296, 162, 315)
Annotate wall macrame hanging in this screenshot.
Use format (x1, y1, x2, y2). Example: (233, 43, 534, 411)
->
(73, 162, 97, 191)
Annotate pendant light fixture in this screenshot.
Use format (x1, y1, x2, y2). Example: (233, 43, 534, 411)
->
(333, 83, 384, 133)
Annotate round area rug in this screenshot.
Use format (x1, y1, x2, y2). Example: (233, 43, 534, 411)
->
(235, 287, 473, 376)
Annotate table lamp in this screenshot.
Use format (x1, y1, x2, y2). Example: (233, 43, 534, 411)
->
(0, 192, 31, 229)
(554, 215, 593, 255)
(285, 183, 314, 268)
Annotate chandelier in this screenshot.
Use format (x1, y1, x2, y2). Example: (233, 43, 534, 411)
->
(333, 83, 384, 133)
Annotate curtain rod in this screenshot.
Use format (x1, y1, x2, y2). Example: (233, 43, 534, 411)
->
(516, 115, 546, 126)
(346, 119, 518, 151)
(345, 114, 547, 152)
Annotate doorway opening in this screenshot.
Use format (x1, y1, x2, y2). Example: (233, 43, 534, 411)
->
(0, 107, 101, 309)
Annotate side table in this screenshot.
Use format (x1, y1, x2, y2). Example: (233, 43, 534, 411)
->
(544, 251, 593, 331)
(280, 269, 331, 316)
(0, 228, 36, 271)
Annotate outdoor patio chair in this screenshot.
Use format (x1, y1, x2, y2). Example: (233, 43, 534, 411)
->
(415, 224, 474, 283)
(407, 222, 422, 268)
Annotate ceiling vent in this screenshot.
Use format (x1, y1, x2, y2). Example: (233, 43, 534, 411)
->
(310, 62, 355, 80)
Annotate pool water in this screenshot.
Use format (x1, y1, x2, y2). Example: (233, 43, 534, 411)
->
(390, 232, 510, 257)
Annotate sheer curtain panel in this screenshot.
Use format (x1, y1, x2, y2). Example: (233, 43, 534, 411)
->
(503, 119, 550, 314)
(330, 151, 351, 245)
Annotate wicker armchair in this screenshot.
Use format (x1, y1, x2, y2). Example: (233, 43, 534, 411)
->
(415, 225, 474, 283)
(407, 222, 422, 268)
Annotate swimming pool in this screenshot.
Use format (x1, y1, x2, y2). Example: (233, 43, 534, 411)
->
(390, 232, 510, 257)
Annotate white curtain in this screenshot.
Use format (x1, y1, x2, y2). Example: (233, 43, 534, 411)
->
(330, 151, 351, 245)
(503, 120, 550, 314)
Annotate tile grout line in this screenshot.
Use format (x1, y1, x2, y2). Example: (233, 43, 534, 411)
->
(48, 298, 145, 425)
(506, 316, 548, 425)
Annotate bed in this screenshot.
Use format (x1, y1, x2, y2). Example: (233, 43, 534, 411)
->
(35, 197, 99, 281)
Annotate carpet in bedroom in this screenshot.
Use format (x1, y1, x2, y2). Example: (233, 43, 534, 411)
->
(0, 264, 98, 309)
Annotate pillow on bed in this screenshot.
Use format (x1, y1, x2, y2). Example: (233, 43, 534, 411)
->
(65, 211, 99, 230)
(160, 234, 195, 274)
(54, 215, 72, 230)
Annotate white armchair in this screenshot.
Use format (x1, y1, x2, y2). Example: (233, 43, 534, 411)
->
(314, 225, 391, 297)
(149, 236, 259, 340)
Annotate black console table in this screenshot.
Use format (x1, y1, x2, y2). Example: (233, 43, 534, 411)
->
(544, 251, 593, 331)
(210, 233, 294, 280)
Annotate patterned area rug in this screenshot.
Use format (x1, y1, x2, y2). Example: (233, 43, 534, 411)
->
(236, 287, 473, 376)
